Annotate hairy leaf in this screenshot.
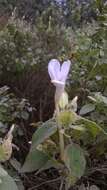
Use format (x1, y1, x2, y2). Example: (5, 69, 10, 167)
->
(64, 144, 86, 179)
(0, 165, 18, 190)
(31, 119, 57, 150)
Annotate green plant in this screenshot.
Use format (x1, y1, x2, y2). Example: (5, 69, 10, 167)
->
(21, 60, 107, 189)
(0, 124, 24, 190)
(0, 86, 33, 189)
(0, 164, 18, 190)
(0, 86, 32, 125)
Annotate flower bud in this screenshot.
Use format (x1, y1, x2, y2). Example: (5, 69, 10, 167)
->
(59, 91, 68, 109)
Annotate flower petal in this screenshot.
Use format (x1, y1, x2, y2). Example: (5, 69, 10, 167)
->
(60, 60, 71, 82)
(52, 80, 65, 89)
(48, 59, 60, 81)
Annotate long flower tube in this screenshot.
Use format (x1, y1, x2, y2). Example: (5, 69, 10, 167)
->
(48, 59, 71, 160)
(48, 59, 71, 106)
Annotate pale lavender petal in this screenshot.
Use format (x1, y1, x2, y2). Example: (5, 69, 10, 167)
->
(60, 60, 71, 82)
(48, 59, 60, 81)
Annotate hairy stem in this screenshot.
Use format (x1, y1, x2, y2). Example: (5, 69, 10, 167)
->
(56, 104, 64, 161)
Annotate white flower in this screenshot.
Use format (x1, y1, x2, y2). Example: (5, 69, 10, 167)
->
(48, 59, 71, 105)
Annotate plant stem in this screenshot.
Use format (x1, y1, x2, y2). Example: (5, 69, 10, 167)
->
(56, 104, 65, 161)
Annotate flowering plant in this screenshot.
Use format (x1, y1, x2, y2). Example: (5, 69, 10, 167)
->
(21, 59, 106, 189)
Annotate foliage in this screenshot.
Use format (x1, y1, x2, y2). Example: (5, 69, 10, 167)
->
(0, 164, 18, 190)
(69, 1, 107, 93)
(63, 0, 97, 27)
(0, 86, 32, 189)
(0, 0, 103, 28)
(0, 0, 107, 189)
(0, 14, 72, 78)
(0, 86, 32, 127)
(0, 15, 72, 120)
(0, 85, 32, 151)
(21, 93, 107, 189)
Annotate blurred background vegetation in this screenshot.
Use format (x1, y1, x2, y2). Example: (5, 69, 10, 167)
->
(0, 0, 107, 189)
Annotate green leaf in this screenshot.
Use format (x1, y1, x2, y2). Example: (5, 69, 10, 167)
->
(21, 119, 58, 173)
(94, 92, 107, 105)
(31, 119, 57, 150)
(21, 149, 50, 173)
(64, 144, 86, 179)
(70, 125, 85, 131)
(21, 111, 29, 120)
(35, 159, 62, 174)
(16, 179, 24, 190)
(77, 116, 107, 137)
(79, 104, 95, 115)
(0, 165, 18, 190)
(0, 165, 7, 177)
(10, 158, 21, 172)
